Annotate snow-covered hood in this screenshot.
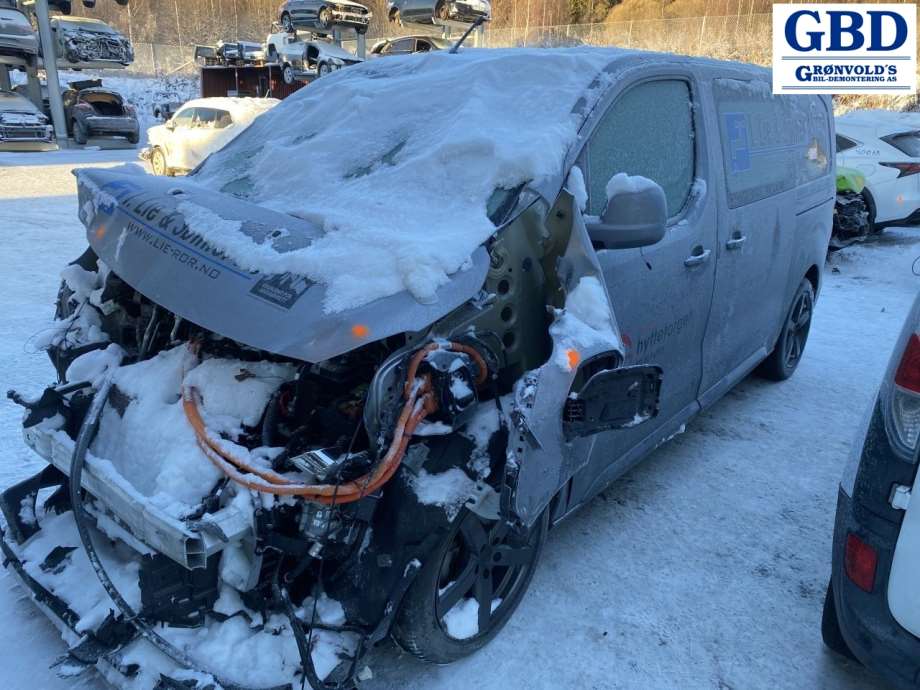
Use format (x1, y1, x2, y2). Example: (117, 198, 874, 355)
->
(189, 48, 628, 312)
(74, 166, 489, 363)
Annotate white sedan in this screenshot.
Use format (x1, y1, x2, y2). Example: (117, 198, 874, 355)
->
(836, 110, 920, 229)
(140, 97, 279, 176)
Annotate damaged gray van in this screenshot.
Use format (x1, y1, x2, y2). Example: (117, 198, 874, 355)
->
(3, 48, 833, 689)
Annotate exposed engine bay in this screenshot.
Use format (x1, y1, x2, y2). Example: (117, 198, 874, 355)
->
(2, 169, 661, 690)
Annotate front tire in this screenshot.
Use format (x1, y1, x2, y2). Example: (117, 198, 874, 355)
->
(757, 278, 814, 381)
(393, 508, 548, 663)
(436, 0, 452, 20)
(150, 147, 168, 176)
(282, 63, 295, 85)
(317, 61, 331, 77)
(281, 12, 294, 32)
(318, 6, 333, 29)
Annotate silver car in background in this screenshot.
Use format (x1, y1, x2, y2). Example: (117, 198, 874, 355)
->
(279, 0, 372, 35)
(0, 88, 54, 150)
(50, 16, 134, 68)
(0, 5, 37, 59)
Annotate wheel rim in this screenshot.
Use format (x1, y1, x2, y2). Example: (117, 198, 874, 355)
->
(282, 13, 292, 31)
(284, 67, 293, 83)
(320, 8, 331, 27)
(152, 150, 165, 175)
(435, 511, 539, 640)
(437, 2, 450, 19)
(783, 289, 812, 369)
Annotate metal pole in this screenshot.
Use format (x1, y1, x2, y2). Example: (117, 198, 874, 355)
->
(356, 33, 366, 60)
(34, 0, 68, 145)
(0, 65, 10, 91)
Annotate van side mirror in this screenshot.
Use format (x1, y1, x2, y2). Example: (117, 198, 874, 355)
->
(586, 175, 668, 250)
(165, 119, 176, 131)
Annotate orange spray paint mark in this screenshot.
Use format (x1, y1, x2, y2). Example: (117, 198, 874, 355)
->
(351, 324, 370, 339)
(566, 349, 581, 370)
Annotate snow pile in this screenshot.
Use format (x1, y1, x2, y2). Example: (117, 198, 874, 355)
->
(410, 467, 478, 519)
(19, 511, 141, 634)
(187, 49, 622, 312)
(65, 343, 124, 387)
(90, 345, 294, 516)
(461, 403, 501, 477)
(441, 596, 502, 640)
(551, 276, 620, 370)
(605, 171, 658, 199)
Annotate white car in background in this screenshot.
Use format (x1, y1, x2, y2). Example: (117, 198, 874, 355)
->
(836, 111, 920, 229)
(266, 31, 363, 83)
(140, 97, 279, 176)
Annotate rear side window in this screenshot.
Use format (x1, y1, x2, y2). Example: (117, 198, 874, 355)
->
(585, 79, 694, 218)
(195, 108, 231, 129)
(836, 134, 859, 153)
(390, 38, 415, 54)
(714, 78, 830, 208)
(883, 132, 920, 157)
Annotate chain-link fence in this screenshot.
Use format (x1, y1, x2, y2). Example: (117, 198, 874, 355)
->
(125, 13, 777, 77)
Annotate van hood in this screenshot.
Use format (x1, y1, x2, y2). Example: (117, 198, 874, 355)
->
(75, 167, 489, 363)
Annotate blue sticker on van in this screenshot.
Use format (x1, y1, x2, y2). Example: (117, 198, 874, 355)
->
(724, 113, 752, 173)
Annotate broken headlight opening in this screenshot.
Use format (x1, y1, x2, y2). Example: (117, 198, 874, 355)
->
(3, 251, 499, 689)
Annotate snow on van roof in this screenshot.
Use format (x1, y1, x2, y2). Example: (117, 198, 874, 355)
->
(188, 48, 627, 312)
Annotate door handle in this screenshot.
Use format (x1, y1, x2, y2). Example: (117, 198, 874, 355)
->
(684, 247, 711, 267)
(726, 234, 747, 250)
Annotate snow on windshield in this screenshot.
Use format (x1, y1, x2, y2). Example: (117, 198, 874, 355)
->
(190, 49, 619, 313)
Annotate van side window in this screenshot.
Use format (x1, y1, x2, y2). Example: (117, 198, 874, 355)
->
(585, 80, 694, 219)
(713, 78, 830, 208)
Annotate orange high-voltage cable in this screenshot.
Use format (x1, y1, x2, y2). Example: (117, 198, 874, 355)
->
(182, 341, 487, 504)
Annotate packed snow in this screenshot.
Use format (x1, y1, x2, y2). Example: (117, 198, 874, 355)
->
(409, 468, 479, 520)
(551, 275, 621, 370)
(605, 171, 659, 199)
(183, 49, 623, 313)
(0, 147, 916, 690)
(89, 345, 294, 516)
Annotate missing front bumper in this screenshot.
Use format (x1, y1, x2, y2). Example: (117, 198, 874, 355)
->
(22, 424, 253, 570)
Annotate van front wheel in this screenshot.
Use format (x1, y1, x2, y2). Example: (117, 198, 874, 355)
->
(393, 508, 548, 663)
(758, 278, 814, 381)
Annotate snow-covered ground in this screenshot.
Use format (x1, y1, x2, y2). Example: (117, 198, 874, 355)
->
(0, 148, 916, 689)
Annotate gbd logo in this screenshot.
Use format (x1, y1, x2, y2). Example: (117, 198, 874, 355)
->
(772, 4, 917, 95)
(784, 9, 908, 52)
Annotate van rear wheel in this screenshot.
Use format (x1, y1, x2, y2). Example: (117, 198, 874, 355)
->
(393, 508, 548, 663)
(758, 278, 814, 381)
